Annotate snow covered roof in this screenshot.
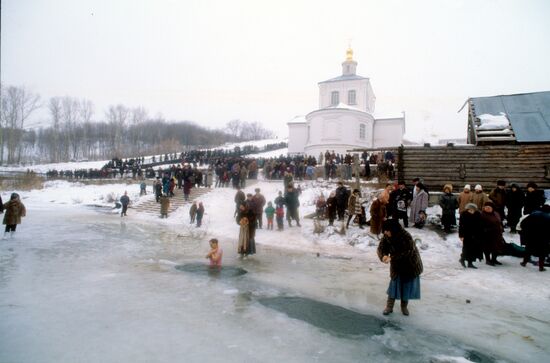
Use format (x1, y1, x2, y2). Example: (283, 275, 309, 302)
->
(325, 102, 363, 112)
(470, 91, 550, 143)
(287, 115, 307, 124)
(318, 74, 367, 84)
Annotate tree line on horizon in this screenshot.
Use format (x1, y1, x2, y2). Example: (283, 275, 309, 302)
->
(0, 85, 275, 165)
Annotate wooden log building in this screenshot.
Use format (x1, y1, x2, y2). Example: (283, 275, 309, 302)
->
(352, 91, 550, 191)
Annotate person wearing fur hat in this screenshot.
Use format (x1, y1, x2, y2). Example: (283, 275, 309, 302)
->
(471, 185, 489, 211)
(458, 203, 483, 268)
(458, 185, 473, 213)
(506, 183, 525, 233)
(2, 193, 26, 239)
(377, 219, 423, 316)
(489, 180, 507, 223)
(439, 184, 458, 233)
(523, 182, 546, 215)
(370, 192, 388, 236)
(479, 200, 504, 266)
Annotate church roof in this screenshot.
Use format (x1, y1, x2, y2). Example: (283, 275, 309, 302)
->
(318, 74, 367, 84)
(287, 115, 307, 124)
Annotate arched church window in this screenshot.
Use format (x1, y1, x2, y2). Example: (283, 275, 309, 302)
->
(360, 123, 366, 140)
(331, 91, 339, 106)
(348, 90, 356, 105)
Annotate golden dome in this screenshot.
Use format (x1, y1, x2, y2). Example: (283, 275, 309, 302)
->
(345, 47, 354, 61)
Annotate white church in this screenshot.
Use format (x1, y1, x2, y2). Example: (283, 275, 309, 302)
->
(288, 48, 405, 156)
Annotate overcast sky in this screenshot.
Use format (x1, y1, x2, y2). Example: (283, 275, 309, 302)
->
(2, 0, 550, 142)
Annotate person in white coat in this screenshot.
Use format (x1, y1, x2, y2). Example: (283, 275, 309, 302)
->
(409, 183, 429, 225)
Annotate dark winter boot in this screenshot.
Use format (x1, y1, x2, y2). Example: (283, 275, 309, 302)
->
(467, 261, 477, 269)
(539, 259, 546, 272)
(383, 298, 395, 315)
(459, 258, 466, 268)
(400, 301, 409, 316)
(492, 256, 502, 265)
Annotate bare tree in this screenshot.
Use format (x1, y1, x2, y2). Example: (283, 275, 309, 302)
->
(79, 99, 94, 159)
(48, 97, 62, 162)
(0, 85, 40, 164)
(105, 104, 129, 156)
(225, 119, 242, 138)
(61, 97, 80, 160)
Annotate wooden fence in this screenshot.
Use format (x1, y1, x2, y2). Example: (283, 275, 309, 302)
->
(395, 144, 550, 191)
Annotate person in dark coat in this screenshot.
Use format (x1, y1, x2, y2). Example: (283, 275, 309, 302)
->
(154, 178, 162, 203)
(326, 191, 337, 226)
(120, 191, 130, 217)
(284, 184, 301, 227)
(274, 191, 285, 208)
(488, 180, 507, 224)
(252, 188, 266, 229)
(523, 182, 546, 215)
(237, 202, 256, 257)
(196, 202, 205, 227)
(479, 201, 504, 266)
(183, 178, 193, 201)
(506, 183, 525, 233)
(519, 205, 550, 271)
(189, 201, 198, 224)
(458, 203, 483, 268)
(2, 193, 26, 239)
(234, 187, 246, 217)
(439, 184, 459, 233)
(370, 192, 388, 236)
(0, 195, 3, 214)
(377, 219, 423, 316)
(390, 181, 412, 228)
(334, 182, 349, 221)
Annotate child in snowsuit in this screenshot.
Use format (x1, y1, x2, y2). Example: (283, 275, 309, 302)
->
(196, 202, 205, 227)
(275, 205, 285, 231)
(189, 202, 198, 224)
(160, 195, 170, 218)
(264, 202, 275, 230)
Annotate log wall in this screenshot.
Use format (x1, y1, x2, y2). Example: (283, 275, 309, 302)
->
(397, 144, 550, 191)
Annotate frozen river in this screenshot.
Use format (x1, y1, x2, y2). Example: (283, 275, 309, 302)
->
(0, 208, 510, 363)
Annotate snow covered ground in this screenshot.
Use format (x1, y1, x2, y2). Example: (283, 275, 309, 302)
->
(0, 177, 549, 362)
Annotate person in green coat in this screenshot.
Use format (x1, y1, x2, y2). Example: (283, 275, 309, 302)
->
(264, 201, 275, 230)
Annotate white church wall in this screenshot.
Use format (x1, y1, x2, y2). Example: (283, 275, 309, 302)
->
(287, 123, 308, 155)
(304, 109, 374, 156)
(318, 79, 371, 112)
(373, 118, 405, 147)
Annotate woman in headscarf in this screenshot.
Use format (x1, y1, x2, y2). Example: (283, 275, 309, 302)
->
(377, 219, 423, 316)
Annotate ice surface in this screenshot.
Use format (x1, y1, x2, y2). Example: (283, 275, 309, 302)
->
(0, 177, 548, 362)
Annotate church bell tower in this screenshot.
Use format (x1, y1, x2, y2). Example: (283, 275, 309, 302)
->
(342, 47, 357, 76)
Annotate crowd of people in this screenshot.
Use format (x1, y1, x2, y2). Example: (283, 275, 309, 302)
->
(16, 146, 550, 318)
(43, 148, 400, 187)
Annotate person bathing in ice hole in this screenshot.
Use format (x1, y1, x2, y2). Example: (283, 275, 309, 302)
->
(206, 238, 223, 267)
